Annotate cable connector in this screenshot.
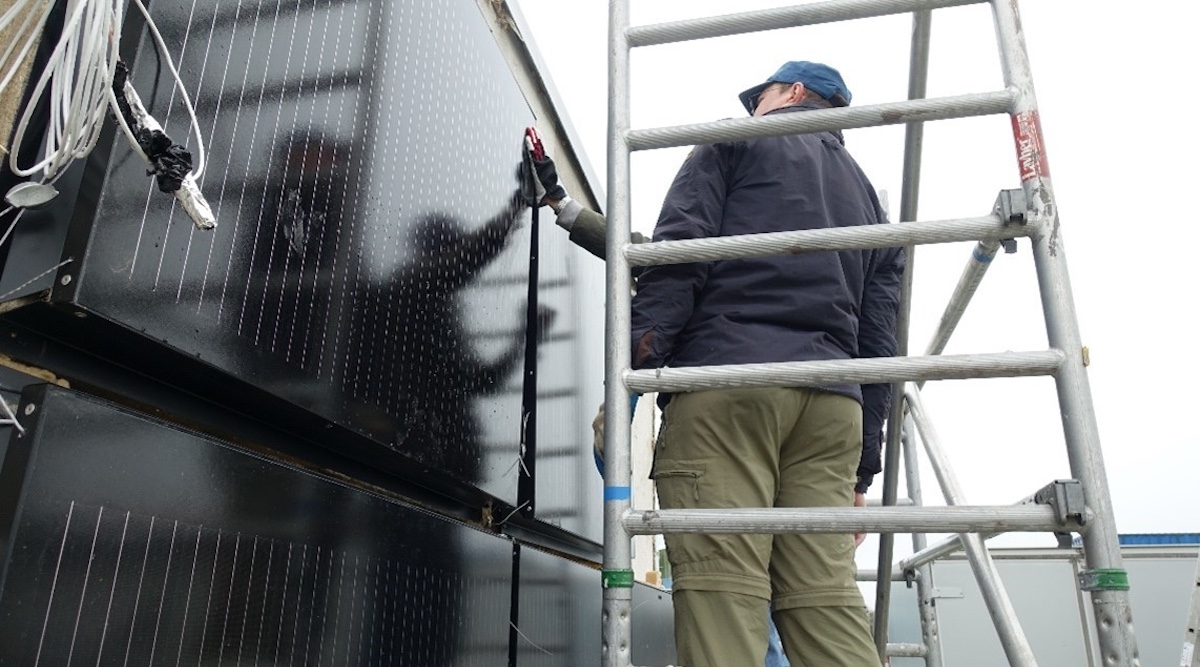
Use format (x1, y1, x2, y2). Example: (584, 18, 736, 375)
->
(110, 62, 215, 230)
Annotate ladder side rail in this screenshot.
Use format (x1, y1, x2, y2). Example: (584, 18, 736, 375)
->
(876, 5, 935, 653)
(903, 412, 946, 667)
(1181, 550, 1200, 667)
(906, 386, 1040, 666)
(602, 0, 634, 666)
(628, 90, 1013, 152)
(989, 0, 1139, 662)
(624, 349, 1064, 395)
(622, 505, 1080, 535)
(625, 0, 983, 48)
(623, 214, 1028, 267)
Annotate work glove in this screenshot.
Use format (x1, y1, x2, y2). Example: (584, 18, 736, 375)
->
(591, 394, 641, 477)
(524, 127, 567, 203)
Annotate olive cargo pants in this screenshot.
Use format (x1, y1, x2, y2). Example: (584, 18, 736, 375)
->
(653, 388, 880, 667)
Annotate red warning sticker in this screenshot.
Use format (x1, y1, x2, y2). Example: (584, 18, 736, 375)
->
(1011, 110, 1050, 183)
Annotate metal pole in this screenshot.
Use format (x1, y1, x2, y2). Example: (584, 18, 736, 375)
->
(624, 350, 1064, 395)
(628, 90, 1014, 151)
(622, 214, 1028, 267)
(903, 413, 945, 667)
(622, 505, 1077, 535)
(903, 532, 988, 572)
(923, 240, 1000, 357)
(989, 1, 1139, 664)
(906, 387, 1039, 667)
(875, 7, 934, 656)
(1181, 550, 1200, 667)
(602, 1, 634, 665)
(625, 0, 984, 47)
(858, 569, 910, 582)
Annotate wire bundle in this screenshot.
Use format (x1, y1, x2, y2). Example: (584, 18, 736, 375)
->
(4, 0, 123, 183)
(1, 0, 209, 229)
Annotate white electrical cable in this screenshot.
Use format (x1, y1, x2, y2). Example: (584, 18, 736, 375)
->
(7, 0, 123, 181)
(0, 0, 55, 98)
(127, 0, 205, 180)
(4, 0, 207, 187)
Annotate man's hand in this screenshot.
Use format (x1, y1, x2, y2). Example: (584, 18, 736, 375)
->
(853, 492, 867, 548)
(591, 402, 606, 475)
(524, 127, 567, 204)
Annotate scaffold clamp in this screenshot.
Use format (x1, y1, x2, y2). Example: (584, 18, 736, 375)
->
(1079, 568, 1130, 592)
(1034, 479, 1088, 527)
(602, 569, 635, 589)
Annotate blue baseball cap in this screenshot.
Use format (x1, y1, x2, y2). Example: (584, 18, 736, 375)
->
(737, 61, 852, 115)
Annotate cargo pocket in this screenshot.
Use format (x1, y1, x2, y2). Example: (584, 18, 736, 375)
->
(652, 467, 704, 508)
(653, 465, 727, 568)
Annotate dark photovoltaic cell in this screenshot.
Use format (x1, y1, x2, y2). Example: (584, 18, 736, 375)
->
(35, 0, 597, 515)
(0, 385, 514, 665)
(516, 546, 677, 667)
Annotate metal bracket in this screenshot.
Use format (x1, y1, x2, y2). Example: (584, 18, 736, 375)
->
(993, 188, 1029, 224)
(1033, 479, 1088, 527)
(992, 188, 1027, 254)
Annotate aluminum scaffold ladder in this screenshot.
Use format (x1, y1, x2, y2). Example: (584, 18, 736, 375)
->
(598, 1, 1141, 666)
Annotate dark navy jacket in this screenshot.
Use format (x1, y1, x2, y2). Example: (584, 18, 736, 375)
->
(629, 102, 905, 489)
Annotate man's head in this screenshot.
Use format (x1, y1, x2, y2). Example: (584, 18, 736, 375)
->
(737, 61, 851, 117)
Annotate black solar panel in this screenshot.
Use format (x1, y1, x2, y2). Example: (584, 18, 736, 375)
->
(0, 385, 513, 665)
(1, 0, 597, 524)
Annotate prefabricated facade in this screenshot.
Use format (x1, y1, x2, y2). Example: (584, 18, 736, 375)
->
(0, 0, 673, 663)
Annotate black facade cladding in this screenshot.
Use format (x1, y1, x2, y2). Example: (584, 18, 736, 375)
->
(0, 0, 598, 530)
(73, 0, 543, 502)
(0, 0, 679, 662)
(0, 386, 676, 666)
(0, 386, 516, 666)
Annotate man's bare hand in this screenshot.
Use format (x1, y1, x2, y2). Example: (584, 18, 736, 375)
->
(853, 492, 867, 548)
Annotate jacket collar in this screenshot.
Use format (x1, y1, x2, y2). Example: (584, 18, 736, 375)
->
(765, 102, 845, 145)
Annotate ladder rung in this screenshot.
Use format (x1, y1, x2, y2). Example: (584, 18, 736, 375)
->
(621, 505, 1085, 536)
(627, 90, 1014, 152)
(857, 568, 910, 582)
(622, 350, 1065, 394)
(623, 215, 1026, 267)
(886, 642, 930, 658)
(626, 0, 984, 48)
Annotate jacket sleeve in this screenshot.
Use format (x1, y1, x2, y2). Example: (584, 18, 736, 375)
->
(563, 207, 649, 261)
(629, 143, 733, 368)
(856, 243, 906, 493)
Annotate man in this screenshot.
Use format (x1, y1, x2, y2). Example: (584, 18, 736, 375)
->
(626, 61, 903, 667)
(528, 135, 790, 667)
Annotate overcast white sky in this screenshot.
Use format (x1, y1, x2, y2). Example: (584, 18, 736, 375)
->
(511, 0, 1200, 566)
